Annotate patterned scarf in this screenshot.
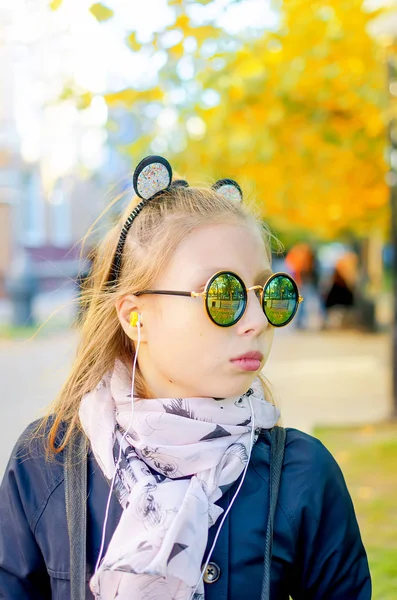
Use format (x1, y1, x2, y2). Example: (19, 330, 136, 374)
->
(79, 360, 279, 600)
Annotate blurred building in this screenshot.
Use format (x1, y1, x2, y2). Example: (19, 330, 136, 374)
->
(0, 4, 131, 299)
(0, 12, 23, 297)
(0, 2, 153, 307)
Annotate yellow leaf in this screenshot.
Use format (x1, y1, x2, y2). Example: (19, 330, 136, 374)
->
(78, 92, 93, 110)
(89, 3, 114, 22)
(104, 89, 139, 107)
(104, 87, 163, 107)
(49, 0, 63, 9)
(174, 14, 190, 34)
(169, 41, 185, 60)
(126, 32, 141, 52)
(194, 25, 220, 45)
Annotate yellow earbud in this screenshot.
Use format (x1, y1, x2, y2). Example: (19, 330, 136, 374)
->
(129, 311, 139, 327)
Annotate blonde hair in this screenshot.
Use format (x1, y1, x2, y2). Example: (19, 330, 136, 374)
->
(44, 185, 275, 454)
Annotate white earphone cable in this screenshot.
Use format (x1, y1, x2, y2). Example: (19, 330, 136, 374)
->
(95, 315, 141, 573)
(190, 397, 256, 598)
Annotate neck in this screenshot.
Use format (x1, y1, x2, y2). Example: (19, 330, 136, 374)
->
(136, 356, 200, 399)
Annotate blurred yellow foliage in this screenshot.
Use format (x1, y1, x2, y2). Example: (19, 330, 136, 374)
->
(59, 0, 390, 238)
(171, 0, 389, 237)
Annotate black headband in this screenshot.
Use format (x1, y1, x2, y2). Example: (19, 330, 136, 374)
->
(107, 155, 243, 286)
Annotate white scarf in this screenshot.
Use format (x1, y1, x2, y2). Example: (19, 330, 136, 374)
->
(79, 360, 280, 600)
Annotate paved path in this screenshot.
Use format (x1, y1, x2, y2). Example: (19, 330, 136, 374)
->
(1, 332, 76, 479)
(0, 329, 393, 479)
(266, 329, 392, 432)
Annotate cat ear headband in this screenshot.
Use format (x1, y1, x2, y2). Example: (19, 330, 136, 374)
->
(107, 155, 243, 285)
(211, 178, 243, 204)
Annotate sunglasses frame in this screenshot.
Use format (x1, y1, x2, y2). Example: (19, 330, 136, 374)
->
(135, 271, 303, 328)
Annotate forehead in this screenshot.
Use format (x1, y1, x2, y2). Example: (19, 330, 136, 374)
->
(158, 223, 271, 286)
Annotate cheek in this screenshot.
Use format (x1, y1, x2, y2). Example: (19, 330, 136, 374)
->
(147, 297, 211, 348)
(262, 327, 275, 362)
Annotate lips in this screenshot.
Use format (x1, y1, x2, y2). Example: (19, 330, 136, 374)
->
(232, 351, 264, 362)
(230, 351, 264, 372)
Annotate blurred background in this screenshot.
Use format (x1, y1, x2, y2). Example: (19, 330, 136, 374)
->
(1, 0, 397, 596)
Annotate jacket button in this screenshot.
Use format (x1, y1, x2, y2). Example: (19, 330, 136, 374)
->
(202, 562, 221, 584)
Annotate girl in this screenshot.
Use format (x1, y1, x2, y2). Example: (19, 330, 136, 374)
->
(0, 156, 371, 599)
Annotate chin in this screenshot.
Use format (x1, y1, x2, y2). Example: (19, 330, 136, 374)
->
(207, 374, 258, 399)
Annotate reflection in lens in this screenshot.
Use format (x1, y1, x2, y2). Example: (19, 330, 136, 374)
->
(263, 275, 298, 326)
(206, 273, 246, 326)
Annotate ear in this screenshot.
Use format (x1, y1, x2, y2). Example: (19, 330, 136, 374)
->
(212, 178, 243, 203)
(115, 294, 147, 343)
(133, 155, 173, 200)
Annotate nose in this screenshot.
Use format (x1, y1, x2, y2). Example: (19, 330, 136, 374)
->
(235, 288, 269, 336)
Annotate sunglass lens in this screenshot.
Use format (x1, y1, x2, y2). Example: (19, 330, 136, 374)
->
(206, 273, 246, 326)
(263, 274, 298, 327)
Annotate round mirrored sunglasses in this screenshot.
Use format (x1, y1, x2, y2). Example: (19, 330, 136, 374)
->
(204, 271, 302, 327)
(135, 271, 303, 328)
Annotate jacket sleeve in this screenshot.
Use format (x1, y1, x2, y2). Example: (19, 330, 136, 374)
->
(289, 436, 371, 600)
(0, 436, 51, 599)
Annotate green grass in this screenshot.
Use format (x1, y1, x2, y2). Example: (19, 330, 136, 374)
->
(0, 325, 38, 339)
(314, 422, 397, 600)
(0, 320, 73, 340)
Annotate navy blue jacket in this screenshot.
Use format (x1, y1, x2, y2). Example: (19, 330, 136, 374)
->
(0, 422, 371, 599)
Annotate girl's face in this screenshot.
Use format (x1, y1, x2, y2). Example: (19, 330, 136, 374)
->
(118, 223, 274, 399)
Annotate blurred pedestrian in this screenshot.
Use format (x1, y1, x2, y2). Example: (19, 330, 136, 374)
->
(285, 243, 323, 329)
(0, 157, 371, 599)
(324, 251, 358, 328)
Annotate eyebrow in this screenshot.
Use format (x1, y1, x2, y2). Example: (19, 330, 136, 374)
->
(195, 268, 274, 285)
